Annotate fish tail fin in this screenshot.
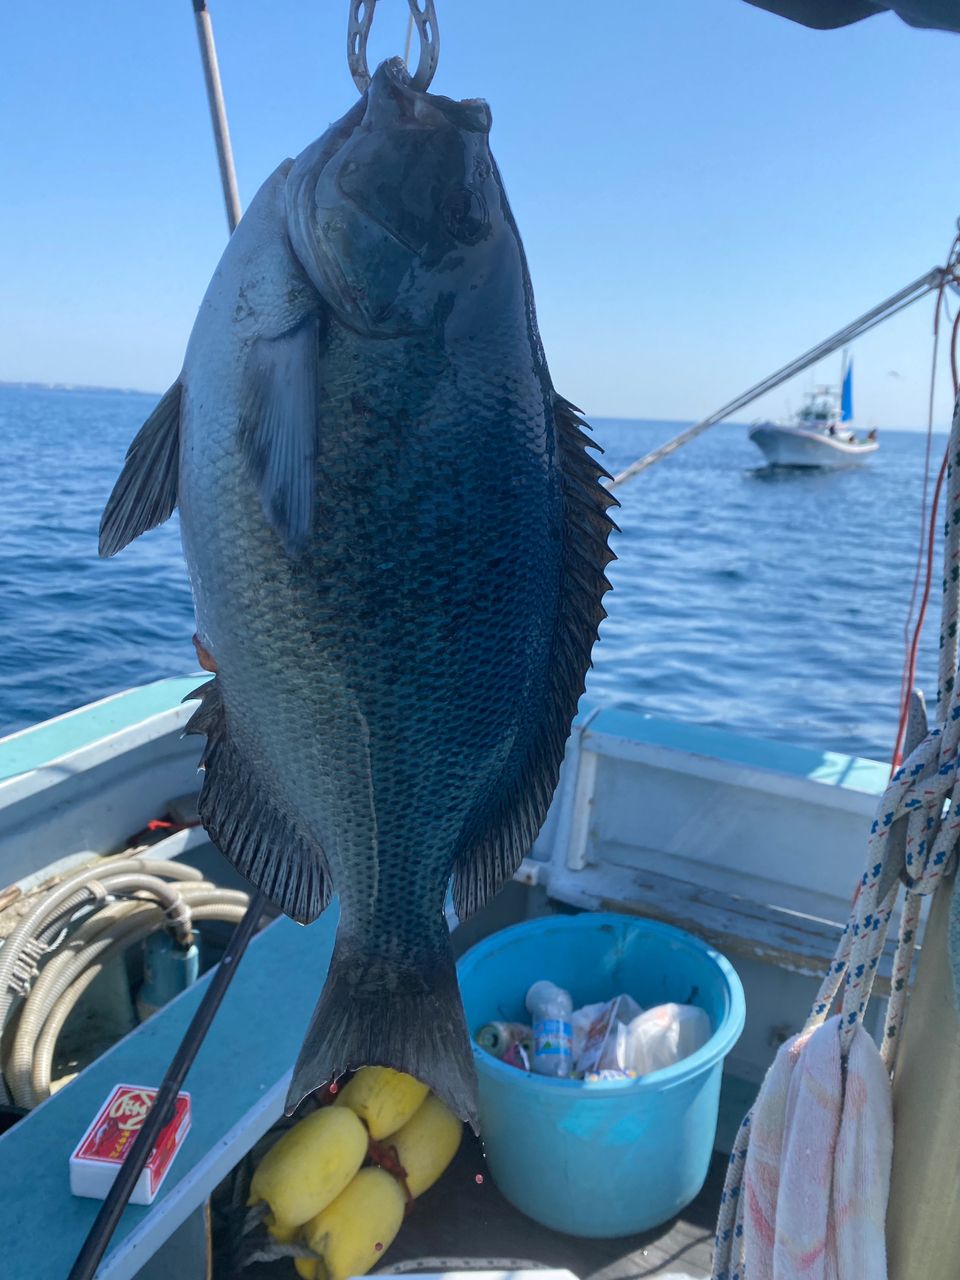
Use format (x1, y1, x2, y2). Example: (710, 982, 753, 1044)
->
(285, 931, 479, 1133)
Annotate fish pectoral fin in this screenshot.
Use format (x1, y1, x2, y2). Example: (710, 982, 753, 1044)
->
(99, 381, 182, 557)
(285, 934, 479, 1133)
(452, 395, 618, 921)
(184, 678, 332, 923)
(239, 316, 324, 559)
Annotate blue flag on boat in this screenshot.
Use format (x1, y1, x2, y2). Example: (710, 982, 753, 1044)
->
(841, 355, 853, 423)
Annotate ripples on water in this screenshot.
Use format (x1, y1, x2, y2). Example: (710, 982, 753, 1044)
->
(0, 385, 942, 759)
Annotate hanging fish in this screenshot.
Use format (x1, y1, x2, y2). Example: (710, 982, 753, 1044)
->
(99, 59, 617, 1129)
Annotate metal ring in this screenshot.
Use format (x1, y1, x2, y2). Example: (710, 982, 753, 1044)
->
(347, 0, 439, 94)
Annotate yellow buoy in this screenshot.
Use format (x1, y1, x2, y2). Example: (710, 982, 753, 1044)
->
(304, 1166, 406, 1280)
(333, 1066, 429, 1138)
(248, 1106, 368, 1238)
(389, 1093, 462, 1197)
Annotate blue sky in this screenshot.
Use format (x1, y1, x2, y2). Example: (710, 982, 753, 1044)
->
(2, 1, 959, 427)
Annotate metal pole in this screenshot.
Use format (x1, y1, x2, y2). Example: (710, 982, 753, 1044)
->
(66, 892, 267, 1280)
(607, 267, 945, 490)
(192, 0, 242, 233)
(886, 873, 960, 1280)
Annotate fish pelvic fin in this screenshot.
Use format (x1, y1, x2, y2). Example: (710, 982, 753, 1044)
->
(184, 677, 332, 923)
(99, 381, 182, 558)
(285, 930, 479, 1134)
(452, 395, 619, 919)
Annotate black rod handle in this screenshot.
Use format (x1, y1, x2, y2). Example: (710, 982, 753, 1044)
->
(67, 892, 266, 1280)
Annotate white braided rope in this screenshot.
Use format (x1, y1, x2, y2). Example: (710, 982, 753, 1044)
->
(712, 394, 960, 1280)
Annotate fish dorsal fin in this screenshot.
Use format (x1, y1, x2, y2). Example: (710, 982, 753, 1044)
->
(452, 396, 618, 919)
(184, 677, 332, 922)
(99, 381, 182, 558)
(239, 317, 324, 558)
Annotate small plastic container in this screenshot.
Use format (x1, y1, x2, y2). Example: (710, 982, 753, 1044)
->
(457, 913, 745, 1238)
(525, 980, 574, 1077)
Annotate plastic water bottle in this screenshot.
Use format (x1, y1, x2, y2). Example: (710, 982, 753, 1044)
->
(525, 979, 574, 1077)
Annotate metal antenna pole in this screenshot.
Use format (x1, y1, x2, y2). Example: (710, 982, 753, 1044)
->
(66, 892, 267, 1280)
(67, 10, 254, 1275)
(192, 0, 242, 233)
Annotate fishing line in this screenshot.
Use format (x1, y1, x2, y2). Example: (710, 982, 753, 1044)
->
(891, 233, 960, 772)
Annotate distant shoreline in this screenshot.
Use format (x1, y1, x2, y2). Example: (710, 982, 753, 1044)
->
(0, 382, 945, 434)
(0, 380, 160, 398)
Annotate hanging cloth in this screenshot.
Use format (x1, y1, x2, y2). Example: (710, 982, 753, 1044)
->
(713, 393, 960, 1279)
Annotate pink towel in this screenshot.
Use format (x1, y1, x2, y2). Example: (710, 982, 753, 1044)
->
(773, 1016, 842, 1278)
(832, 1025, 893, 1279)
(743, 1026, 814, 1277)
(741, 1016, 891, 1280)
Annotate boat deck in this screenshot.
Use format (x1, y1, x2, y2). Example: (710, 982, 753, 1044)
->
(387, 1132, 721, 1279)
(214, 1075, 758, 1280)
(224, 1131, 724, 1280)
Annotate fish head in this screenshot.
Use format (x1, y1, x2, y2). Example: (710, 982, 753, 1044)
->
(286, 58, 521, 338)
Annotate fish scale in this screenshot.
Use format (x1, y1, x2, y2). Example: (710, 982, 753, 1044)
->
(99, 59, 616, 1129)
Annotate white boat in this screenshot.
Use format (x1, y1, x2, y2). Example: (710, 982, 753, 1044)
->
(749, 355, 878, 468)
(0, 680, 896, 1278)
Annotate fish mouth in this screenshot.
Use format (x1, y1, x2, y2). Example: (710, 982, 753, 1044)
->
(370, 58, 492, 135)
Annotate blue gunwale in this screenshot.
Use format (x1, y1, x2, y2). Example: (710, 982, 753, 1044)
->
(0, 677, 202, 783)
(585, 705, 889, 797)
(1, 679, 888, 798)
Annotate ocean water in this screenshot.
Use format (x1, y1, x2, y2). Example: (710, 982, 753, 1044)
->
(0, 383, 943, 760)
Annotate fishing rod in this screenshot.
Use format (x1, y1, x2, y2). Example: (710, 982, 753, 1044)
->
(66, 892, 267, 1280)
(192, 0, 242, 233)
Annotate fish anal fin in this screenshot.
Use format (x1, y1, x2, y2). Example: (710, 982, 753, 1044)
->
(239, 316, 324, 559)
(286, 931, 479, 1132)
(183, 679, 331, 923)
(99, 381, 182, 558)
(452, 394, 618, 920)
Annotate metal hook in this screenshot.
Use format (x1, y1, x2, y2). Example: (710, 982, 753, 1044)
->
(348, 0, 439, 94)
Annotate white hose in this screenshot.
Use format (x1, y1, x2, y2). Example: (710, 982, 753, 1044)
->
(29, 900, 249, 1106)
(0, 857, 248, 1106)
(8, 887, 251, 1108)
(0, 856, 202, 1025)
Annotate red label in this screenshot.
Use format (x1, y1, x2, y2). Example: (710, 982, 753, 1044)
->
(75, 1085, 190, 1181)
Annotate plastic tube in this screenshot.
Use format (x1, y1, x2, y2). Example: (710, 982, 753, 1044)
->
(8, 888, 250, 1108)
(1, 865, 207, 1056)
(0, 859, 225, 1105)
(0, 857, 202, 1026)
(29, 900, 249, 1106)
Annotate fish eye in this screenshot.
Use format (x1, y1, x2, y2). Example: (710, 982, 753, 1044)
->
(442, 186, 488, 245)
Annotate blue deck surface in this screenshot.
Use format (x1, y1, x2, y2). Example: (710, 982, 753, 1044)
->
(0, 911, 337, 1280)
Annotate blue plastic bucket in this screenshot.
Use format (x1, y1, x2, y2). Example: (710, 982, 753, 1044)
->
(457, 912, 746, 1238)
